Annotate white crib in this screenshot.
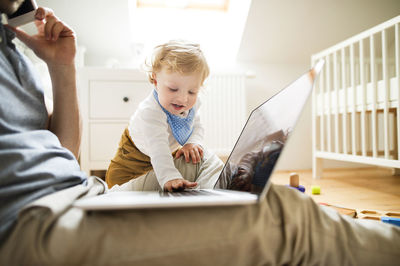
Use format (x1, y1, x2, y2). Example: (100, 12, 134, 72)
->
(311, 15, 400, 179)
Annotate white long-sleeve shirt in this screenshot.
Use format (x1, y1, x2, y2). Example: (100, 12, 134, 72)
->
(128, 91, 204, 188)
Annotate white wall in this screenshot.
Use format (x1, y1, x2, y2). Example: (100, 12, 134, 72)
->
(37, 0, 133, 66)
(240, 62, 310, 170)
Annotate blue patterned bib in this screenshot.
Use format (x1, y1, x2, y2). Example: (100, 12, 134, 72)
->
(153, 90, 195, 145)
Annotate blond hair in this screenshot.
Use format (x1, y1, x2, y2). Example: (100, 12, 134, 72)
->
(145, 40, 210, 85)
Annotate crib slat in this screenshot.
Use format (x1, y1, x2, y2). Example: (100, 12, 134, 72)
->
(311, 58, 323, 179)
(333, 51, 340, 153)
(326, 55, 332, 153)
(350, 44, 357, 155)
(341, 48, 348, 154)
(382, 29, 390, 159)
(370, 35, 378, 158)
(396, 23, 400, 160)
(359, 39, 367, 156)
(320, 64, 325, 152)
(311, 58, 317, 158)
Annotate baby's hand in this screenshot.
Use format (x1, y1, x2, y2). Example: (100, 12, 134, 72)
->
(164, 178, 197, 192)
(175, 143, 204, 164)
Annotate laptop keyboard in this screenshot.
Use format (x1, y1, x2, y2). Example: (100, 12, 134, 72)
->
(159, 190, 220, 197)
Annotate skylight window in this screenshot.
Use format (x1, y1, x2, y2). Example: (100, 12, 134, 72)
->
(137, 0, 230, 11)
(129, 0, 251, 68)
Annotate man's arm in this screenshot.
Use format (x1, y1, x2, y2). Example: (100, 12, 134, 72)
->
(8, 7, 81, 158)
(47, 64, 81, 158)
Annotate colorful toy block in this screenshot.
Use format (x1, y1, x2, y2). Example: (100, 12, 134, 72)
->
(287, 173, 305, 193)
(311, 185, 321, 195)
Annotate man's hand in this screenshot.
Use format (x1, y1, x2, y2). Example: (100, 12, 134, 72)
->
(7, 7, 76, 67)
(175, 143, 203, 164)
(164, 179, 197, 192)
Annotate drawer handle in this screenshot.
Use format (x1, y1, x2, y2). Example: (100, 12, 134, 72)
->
(123, 97, 129, 102)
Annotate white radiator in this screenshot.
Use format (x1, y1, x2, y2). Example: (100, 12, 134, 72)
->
(201, 73, 247, 156)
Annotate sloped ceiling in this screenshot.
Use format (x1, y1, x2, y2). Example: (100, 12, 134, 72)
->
(238, 0, 400, 64)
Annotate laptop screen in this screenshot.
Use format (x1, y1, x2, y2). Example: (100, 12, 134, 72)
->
(215, 61, 324, 195)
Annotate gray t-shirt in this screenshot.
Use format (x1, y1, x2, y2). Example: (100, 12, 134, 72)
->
(0, 21, 87, 243)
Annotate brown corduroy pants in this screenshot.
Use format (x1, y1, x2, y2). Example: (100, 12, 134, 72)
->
(105, 128, 176, 188)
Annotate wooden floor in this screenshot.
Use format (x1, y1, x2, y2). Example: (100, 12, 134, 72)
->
(271, 167, 400, 212)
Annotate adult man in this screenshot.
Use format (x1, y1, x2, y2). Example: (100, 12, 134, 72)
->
(0, 1, 399, 265)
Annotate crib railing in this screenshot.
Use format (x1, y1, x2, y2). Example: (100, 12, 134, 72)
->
(311, 15, 400, 178)
(201, 73, 247, 156)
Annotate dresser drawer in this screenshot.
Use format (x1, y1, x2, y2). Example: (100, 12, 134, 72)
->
(89, 81, 152, 119)
(89, 122, 127, 161)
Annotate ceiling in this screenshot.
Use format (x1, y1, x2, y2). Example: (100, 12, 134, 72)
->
(33, 0, 399, 67)
(237, 0, 400, 64)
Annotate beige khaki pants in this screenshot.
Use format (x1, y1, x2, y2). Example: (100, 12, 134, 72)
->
(110, 149, 224, 191)
(1, 157, 400, 265)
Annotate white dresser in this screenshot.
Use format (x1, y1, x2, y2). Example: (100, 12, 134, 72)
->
(78, 67, 153, 176)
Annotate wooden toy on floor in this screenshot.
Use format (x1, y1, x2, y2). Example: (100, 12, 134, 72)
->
(357, 209, 400, 224)
(319, 203, 357, 218)
(287, 172, 305, 193)
(317, 205, 400, 227)
(357, 210, 382, 220)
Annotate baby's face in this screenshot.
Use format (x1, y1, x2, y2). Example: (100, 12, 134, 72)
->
(154, 68, 202, 115)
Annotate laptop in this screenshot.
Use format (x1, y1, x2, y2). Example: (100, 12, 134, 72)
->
(74, 60, 325, 210)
